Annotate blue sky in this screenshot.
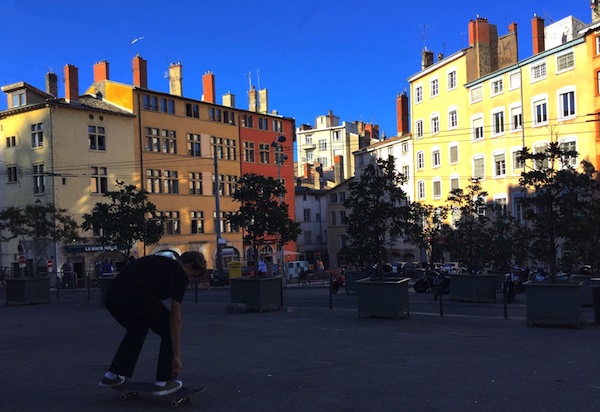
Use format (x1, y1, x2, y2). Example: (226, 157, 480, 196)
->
(0, 0, 590, 137)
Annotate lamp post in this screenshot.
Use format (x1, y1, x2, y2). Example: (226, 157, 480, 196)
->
(271, 135, 288, 285)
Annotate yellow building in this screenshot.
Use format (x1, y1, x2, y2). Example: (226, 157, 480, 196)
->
(409, 13, 597, 228)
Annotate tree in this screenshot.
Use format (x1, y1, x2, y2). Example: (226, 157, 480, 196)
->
(226, 173, 301, 272)
(519, 141, 600, 280)
(0, 203, 81, 275)
(82, 180, 164, 257)
(445, 179, 490, 272)
(405, 202, 450, 264)
(487, 203, 529, 269)
(343, 156, 409, 274)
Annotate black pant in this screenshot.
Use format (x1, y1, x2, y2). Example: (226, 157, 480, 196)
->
(105, 291, 173, 381)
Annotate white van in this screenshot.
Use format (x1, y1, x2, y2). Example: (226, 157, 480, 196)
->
(286, 261, 310, 281)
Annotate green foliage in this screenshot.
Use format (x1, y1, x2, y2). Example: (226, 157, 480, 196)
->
(226, 173, 301, 266)
(405, 202, 450, 264)
(343, 156, 409, 268)
(82, 180, 164, 257)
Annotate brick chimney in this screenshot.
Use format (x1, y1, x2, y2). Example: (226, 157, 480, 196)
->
(45, 72, 58, 97)
(334, 155, 344, 183)
(169, 62, 183, 96)
(248, 85, 257, 112)
(396, 92, 409, 136)
(258, 88, 268, 113)
(64, 64, 79, 102)
(133, 54, 148, 88)
(202, 71, 215, 103)
(532, 15, 545, 54)
(421, 49, 434, 69)
(93, 60, 110, 82)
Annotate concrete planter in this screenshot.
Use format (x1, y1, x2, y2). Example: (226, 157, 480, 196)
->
(356, 277, 410, 319)
(6, 277, 51, 305)
(230, 276, 282, 312)
(525, 281, 583, 328)
(450, 274, 497, 303)
(344, 271, 368, 294)
(570, 275, 593, 306)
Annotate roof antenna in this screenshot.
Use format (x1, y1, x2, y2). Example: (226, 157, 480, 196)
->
(257, 69, 261, 89)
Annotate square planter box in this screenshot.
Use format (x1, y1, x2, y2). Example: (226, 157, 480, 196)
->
(356, 277, 410, 319)
(570, 275, 593, 306)
(6, 277, 51, 305)
(450, 274, 497, 303)
(525, 281, 583, 328)
(344, 271, 368, 294)
(230, 276, 282, 312)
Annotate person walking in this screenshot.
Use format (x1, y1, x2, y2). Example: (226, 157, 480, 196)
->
(98, 251, 206, 396)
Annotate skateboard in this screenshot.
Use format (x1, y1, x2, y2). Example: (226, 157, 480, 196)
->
(114, 381, 206, 408)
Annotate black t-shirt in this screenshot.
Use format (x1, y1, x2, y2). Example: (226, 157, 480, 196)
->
(108, 256, 189, 303)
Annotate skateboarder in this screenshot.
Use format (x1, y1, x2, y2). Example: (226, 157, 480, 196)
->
(99, 251, 206, 396)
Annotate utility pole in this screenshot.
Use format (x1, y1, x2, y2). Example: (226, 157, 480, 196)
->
(214, 146, 224, 280)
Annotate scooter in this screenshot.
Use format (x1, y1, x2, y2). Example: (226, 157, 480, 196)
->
(330, 271, 345, 294)
(413, 270, 449, 295)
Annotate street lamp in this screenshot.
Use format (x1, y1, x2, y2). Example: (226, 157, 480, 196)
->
(271, 136, 288, 283)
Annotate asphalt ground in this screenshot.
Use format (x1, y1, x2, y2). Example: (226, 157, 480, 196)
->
(1, 283, 599, 412)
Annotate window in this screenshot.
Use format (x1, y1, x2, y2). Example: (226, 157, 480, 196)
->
(272, 119, 283, 132)
(430, 114, 440, 134)
(223, 110, 235, 125)
(514, 197, 525, 222)
(556, 51, 574, 73)
(188, 172, 203, 195)
(492, 110, 505, 136)
(512, 150, 525, 173)
(560, 139, 578, 167)
(329, 192, 338, 203)
(417, 181, 426, 199)
(212, 136, 237, 160)
(509, 71, 521, 90)
(339, 211, 346, 225)
(162, 129, 177, 154)
(533, 143, 549, 169)
(432, 149, 441, 167)
(190, 211, 205, 234)
(31, 123, 43, 148)
(146, 169, 162, 193)
(596, 36, 600, 55)
(449, 145, 459, 164)
(494, 196, 508, 215)
(318, 140, 327, 150)
(259, 143, 270, 164)
(305, 134, 312, 145)
(510, 106, 522, 131)
(162, 211, 180, 235)
(472, 116, 484, 141)
(333, 130, 340, 141)
(491, 78, 504, 96)
(215, 211, 233, 233)
(448, 70, 457, 90)
(90, 166, 108, 194)
(33, 164, 45, 194)
(493, 152, 506, 178)
(470, 86, 483, 103)
(142, 94, 159, 111)
(6, 136, 17, 147)
(303, 230, 312, 244)
(7, 166, 17, 183)
(258, 117, 269, 130)
(273, 144, 285, 165)
(187, 133, 201, 156)
(448, 108, 458, 129)
(226, 175, 237, 196)
(186, 103, 199, 118)
(161, 98, 175, 114)
(303, 208, 311, 221)
(402, 165, 409, 179)
(430, 78, 439, 97)
(162, 170, 179, 194)
(558, 89, 576, 119)
(414, 85, 423, 103)
(531, 61, 547, 81)
(88, 126, 106, 150)
(330, 211, 337, 225)
(401, 142, 409, 155)
(472, 156, 485, 180)
(415, 120, 424, 138)
(244, 141, 255, 162)
(12, 91, 26, 107)
(432, 178, 442, 199)
(450, 176, 460, 190)
(209, 107, 222, 122)
(242, 114, 253, 128)
(533, 98, 548, 126)
(339, 191, 346, 202)
(416, 151, 425, 170)
(145, 127, 160, 152)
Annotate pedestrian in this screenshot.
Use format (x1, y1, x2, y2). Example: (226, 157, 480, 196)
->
(99, 251, 206, 396)
(61, 259, 74, 289)
(101, 258, 114, 275)
(257, 256, 268, 276)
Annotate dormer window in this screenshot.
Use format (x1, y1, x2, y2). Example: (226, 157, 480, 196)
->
(12, 91, 26, 107)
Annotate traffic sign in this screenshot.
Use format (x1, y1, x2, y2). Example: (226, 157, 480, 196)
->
(46, 259, 53, 272)
(18, 255, 27, 268)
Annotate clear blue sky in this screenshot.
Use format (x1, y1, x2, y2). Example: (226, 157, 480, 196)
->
(0, 0, 589, 137)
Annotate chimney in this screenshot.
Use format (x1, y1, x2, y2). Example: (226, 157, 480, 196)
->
(421, 49, 434, 69)
(248, 85, 257, 112)
(396, 92, 409, 136)
(64, 64, 79, 102)
(258, 88, 268, 113)
(133, 54, 148, 88)
(468, 17, 490, 46)
(328, 110, 334, 127)
(169, 62, 183, 96)
(45, 72, 58, 97)
(334, 155, 344, 183)
(222, 92, 236, 108)
(593, 0, 600, 23)
(508, 22, 518, 35)
(532, 15, 545, 54)
(437, 53, 444, 61)
(93, 60, 110, 82)
(202, 71, 215, 103)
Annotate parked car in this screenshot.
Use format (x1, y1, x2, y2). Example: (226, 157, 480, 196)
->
(441, 262, 467, 274)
